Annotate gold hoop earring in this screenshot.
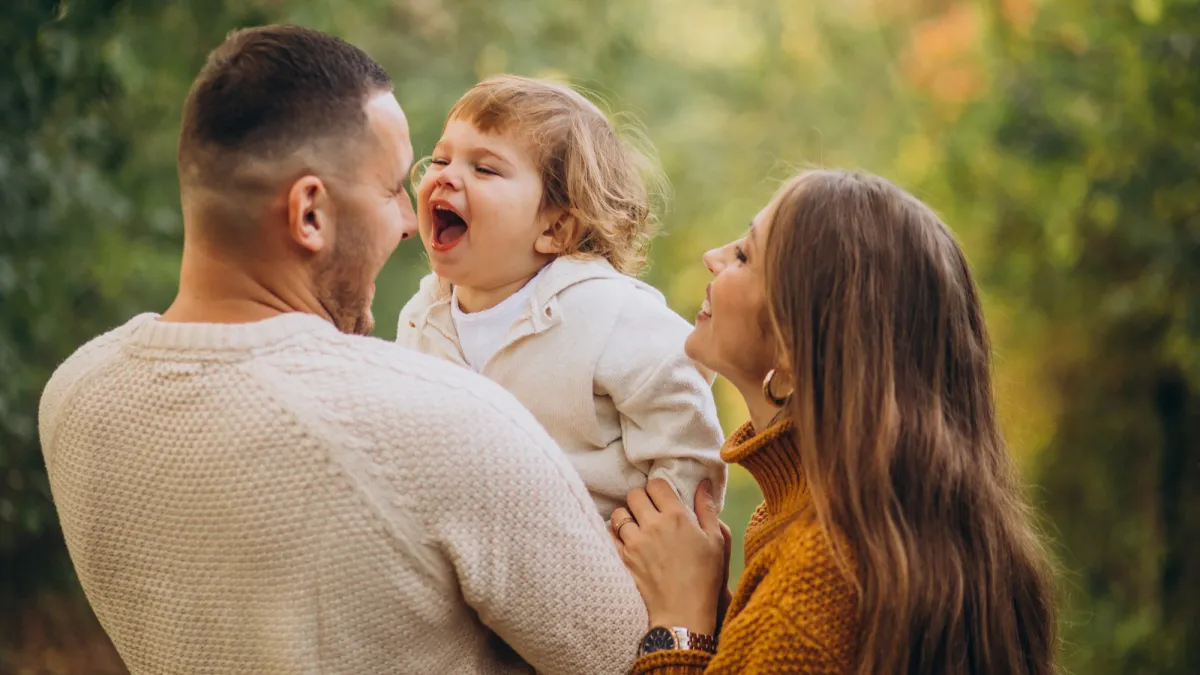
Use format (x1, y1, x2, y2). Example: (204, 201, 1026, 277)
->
(762, 368, 792, 408)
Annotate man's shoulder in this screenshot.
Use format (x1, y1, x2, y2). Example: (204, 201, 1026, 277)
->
(39, 313, 158, 450)
(52, 312, 155, 367)
(286, 334, 580, 491)
(295, 331, 483, 393)
(272, 332, 553, 451)
(42, 313, 156, 392)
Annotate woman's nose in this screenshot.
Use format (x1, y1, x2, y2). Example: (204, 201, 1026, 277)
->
(702, 247, 724, 275)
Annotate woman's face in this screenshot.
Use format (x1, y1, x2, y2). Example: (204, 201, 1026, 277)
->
(684, 207, 779, 391)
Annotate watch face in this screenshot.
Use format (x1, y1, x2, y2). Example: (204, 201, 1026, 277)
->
(640, 626, 677, 655)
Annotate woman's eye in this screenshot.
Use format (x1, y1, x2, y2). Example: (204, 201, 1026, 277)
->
(735, 246, 748, 263)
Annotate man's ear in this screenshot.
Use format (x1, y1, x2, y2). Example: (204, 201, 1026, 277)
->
(534, 209, 581, 256)
(286, 175, 331, 253)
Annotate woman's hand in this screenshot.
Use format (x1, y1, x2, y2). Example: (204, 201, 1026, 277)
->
(611, 479, 728, 636)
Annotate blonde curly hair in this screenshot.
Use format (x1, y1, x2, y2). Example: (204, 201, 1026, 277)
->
(439, 74, 667, 276)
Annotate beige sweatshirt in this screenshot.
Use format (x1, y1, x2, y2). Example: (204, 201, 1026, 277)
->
(38, 312, 647, 674)
(397, 256, 727, 520)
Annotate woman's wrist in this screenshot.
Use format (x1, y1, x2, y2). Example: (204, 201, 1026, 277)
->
(647, 611, 717, 637)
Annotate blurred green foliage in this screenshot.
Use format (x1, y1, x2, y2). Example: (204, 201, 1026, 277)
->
(961, 1, 1200, 670)
(1, 0, 1196, 673)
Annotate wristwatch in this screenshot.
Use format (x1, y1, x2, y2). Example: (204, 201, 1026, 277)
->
(637, 626, 717, 657)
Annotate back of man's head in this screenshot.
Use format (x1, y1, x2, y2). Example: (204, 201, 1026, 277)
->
(170, 25, 413, 336)
(178, 25, 391, 217)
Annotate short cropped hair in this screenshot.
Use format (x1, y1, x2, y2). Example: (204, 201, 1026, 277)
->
(178, 24, 391, 186)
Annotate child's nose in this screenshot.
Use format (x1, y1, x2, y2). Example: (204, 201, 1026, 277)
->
(435, 164, 464, 190)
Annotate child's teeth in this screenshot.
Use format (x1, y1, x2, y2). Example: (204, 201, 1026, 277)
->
(701, 298, 711, 314)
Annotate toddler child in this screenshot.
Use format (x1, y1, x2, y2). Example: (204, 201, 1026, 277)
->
(397, 75, 726, 520)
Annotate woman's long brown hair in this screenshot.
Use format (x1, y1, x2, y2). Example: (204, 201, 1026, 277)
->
(763, 170, 1057, 674)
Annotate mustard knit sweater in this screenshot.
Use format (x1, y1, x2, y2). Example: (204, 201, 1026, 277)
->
(631, 421, 859, 674)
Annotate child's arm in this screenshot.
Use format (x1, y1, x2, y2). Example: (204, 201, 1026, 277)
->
(595, 287, 728, 514)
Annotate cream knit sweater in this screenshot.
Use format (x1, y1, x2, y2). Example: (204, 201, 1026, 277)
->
(38, 312, 647, 674)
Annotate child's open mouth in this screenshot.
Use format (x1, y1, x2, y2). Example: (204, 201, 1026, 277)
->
(430, 203, 468, 252)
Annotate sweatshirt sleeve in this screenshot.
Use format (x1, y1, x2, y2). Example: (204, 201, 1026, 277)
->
(594, 287, 727, 514)
(415, 386, 649, 675)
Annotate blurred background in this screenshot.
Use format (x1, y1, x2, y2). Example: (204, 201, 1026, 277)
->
(2, 0, 1197, 673)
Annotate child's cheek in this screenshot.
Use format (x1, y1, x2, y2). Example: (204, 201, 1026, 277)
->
(416, 176, 435, 202)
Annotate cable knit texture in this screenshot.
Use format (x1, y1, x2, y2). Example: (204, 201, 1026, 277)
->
(38, 312, 647, 675)
(631, 421, 859, 674)
(398, 256, 727, 520)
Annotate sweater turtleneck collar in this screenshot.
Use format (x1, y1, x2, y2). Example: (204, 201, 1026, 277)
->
(721, 419, 808, 516)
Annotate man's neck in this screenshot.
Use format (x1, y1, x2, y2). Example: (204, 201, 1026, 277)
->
(160, 241, 333, 326)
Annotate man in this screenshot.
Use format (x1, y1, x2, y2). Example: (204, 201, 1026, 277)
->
(38, 25, 646, 674)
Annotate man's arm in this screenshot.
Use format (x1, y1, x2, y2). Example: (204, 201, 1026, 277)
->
(416, 390, 649, 675)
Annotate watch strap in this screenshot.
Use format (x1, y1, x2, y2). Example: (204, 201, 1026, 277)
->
(673, 627, 717, 654)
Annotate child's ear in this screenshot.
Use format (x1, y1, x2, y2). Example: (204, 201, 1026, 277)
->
(534, 210, 581, 256)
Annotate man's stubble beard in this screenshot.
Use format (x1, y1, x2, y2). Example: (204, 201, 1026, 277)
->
(314, 222, 376, 337)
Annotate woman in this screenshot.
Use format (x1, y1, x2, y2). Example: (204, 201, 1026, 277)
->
(610, 169, 1058, 674)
